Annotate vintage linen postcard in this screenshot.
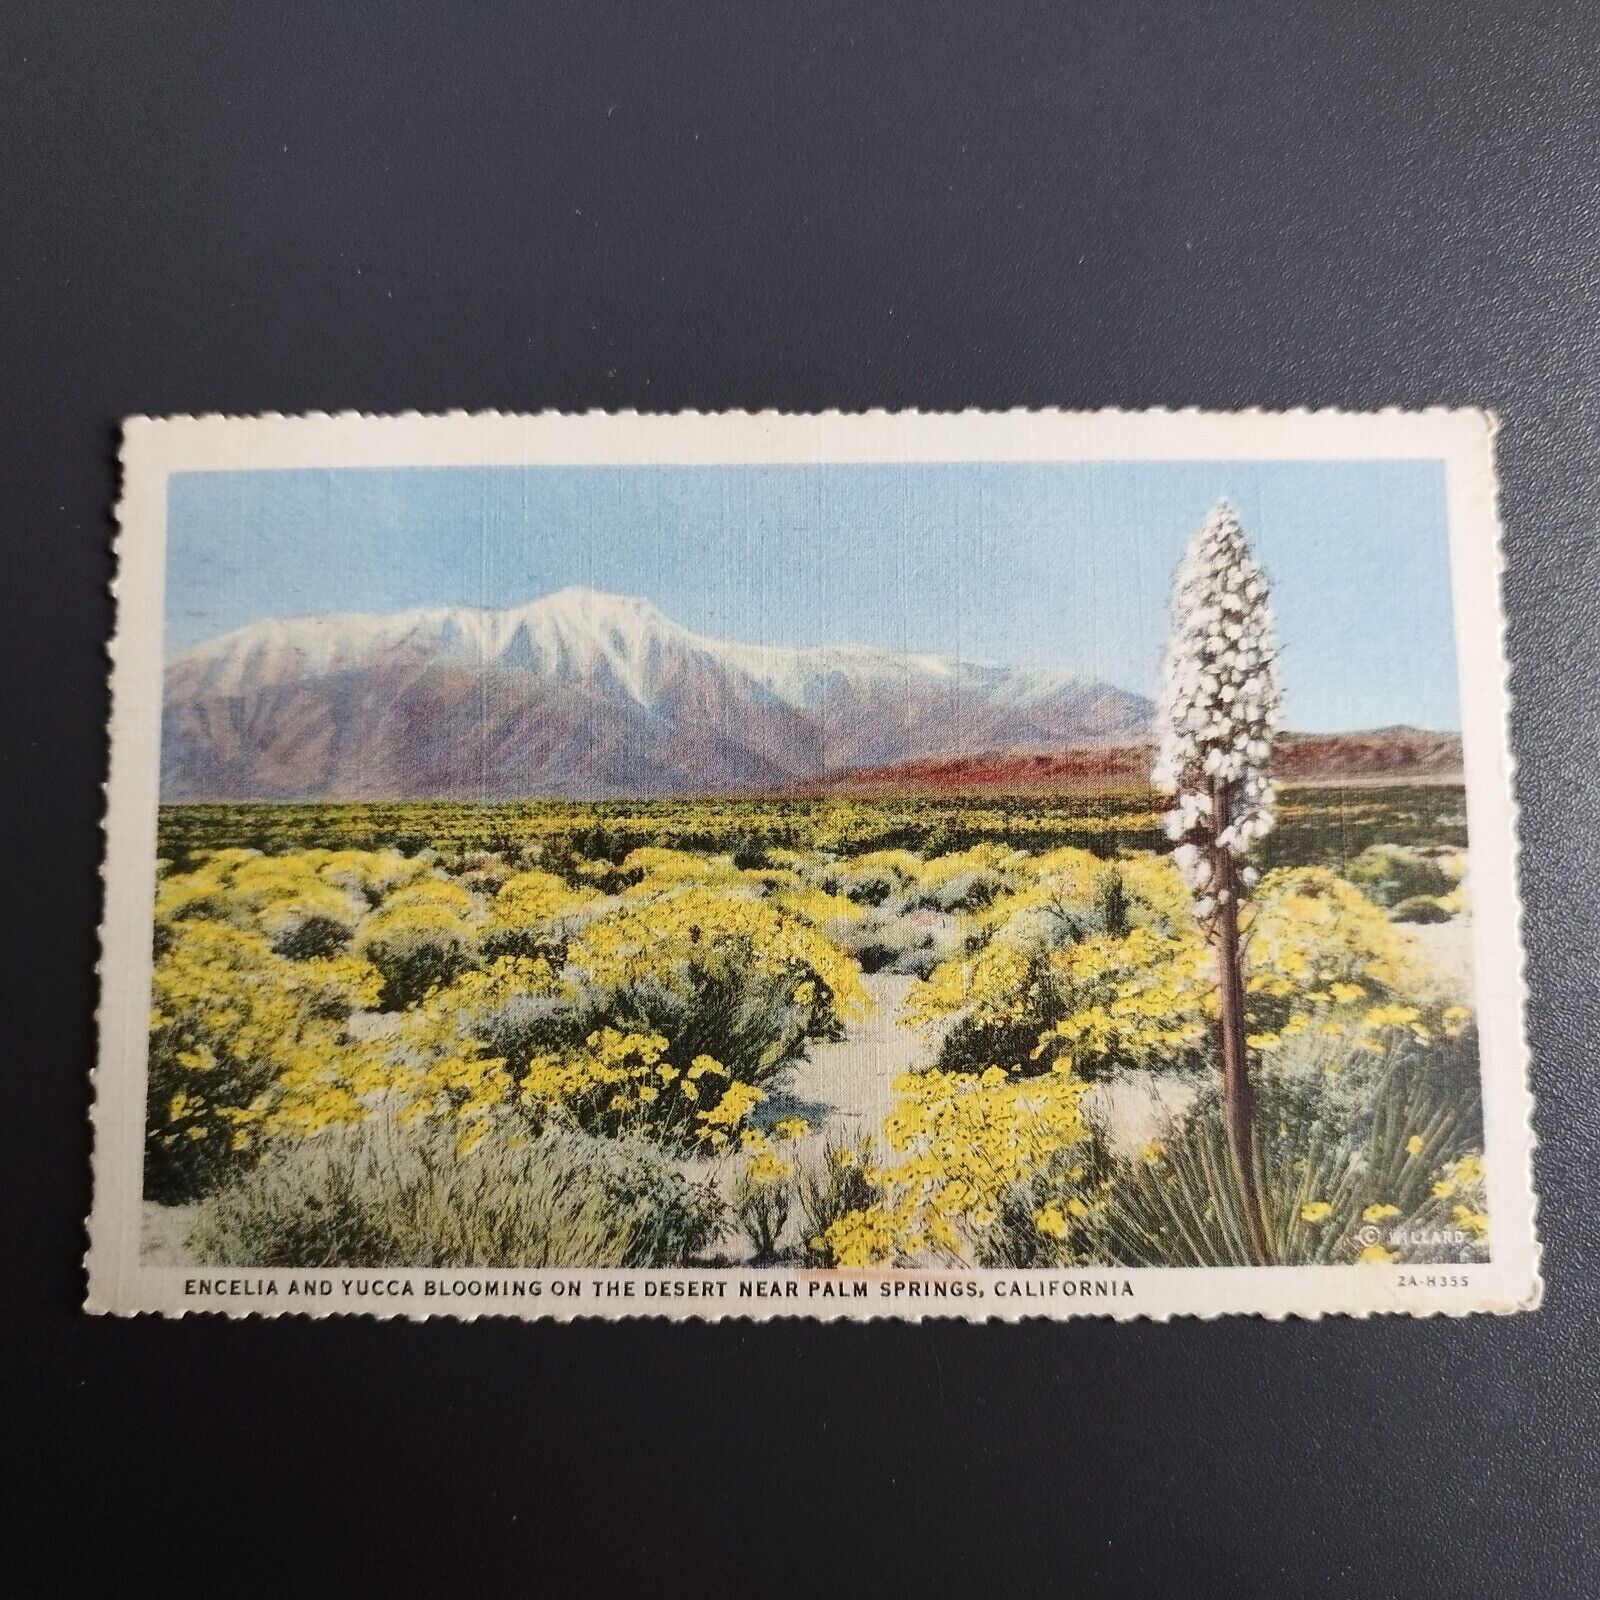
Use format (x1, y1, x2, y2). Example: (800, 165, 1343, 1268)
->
(91, 409, 1539, 1320)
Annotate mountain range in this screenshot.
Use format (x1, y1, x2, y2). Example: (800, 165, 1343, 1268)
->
(160, 587, 1154, 800)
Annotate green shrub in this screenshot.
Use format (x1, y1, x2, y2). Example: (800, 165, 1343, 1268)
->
(823, 859, 907, 908)
(1392, 894, 1453, 924)
(934, 976, 1068, 1079)
(798, 1138, 878, 1265)
(1347, 844, 1454, 909)
(731, 836, 771, 871)
(584, 966, 825, 1089)
(272, 914, 356, 960)
(835, 907, 957, 977)
(732, 1164, 792, 1264)
(910, 867, 1006, 914)
(187, 1118, 726, 1268)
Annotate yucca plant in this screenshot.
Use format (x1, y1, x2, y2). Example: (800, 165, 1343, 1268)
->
(1101, 1032, 1484, 1267)
(1153, 499, 1283, 1263)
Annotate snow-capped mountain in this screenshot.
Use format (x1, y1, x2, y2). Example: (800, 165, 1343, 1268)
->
(161, 587, 1152, 800)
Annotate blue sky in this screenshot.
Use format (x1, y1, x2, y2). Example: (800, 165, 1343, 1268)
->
(165, 458, 1460, 732)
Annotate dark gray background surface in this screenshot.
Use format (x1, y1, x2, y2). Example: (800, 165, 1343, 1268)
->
(4, 3, 1597, 1593)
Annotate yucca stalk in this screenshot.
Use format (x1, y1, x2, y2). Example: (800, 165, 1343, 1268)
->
(1154, 501, 1284, 1265)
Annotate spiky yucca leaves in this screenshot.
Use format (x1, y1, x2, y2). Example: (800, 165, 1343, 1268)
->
(1100, 1030, 1485, 1268)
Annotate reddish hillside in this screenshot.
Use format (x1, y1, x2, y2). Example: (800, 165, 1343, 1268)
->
(780, 728, 1462, 796)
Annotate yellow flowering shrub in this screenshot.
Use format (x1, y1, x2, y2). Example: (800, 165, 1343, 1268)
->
(955, 846, 1103, 944)
(1428, 1149, 1489, 1243)
(145, 918, 383, 1200)
(490, 869, 600, 929)
(359, 951, 770, 1149)
(398, 951, 563, 1047)
(797, 1136, 879, 1264)
(692, 1078, 762, 1148)
(822, 849, 921, 907)
(907, 842, 1030, 912)
(217, 852, 868, 1154)
(155, 849, 369, 958)
(819, 1061, 1091, 1265)
(902, 939, 1035, 1030)
(816, 1202, 905, 1268)
(906, 855, 1445, 1084)
(480, 868, 602, 961)
(578, 885, 863, 1007)
(974, 1144, 1116, 1269)
(904, 854, 1209, 1080)
(562, 884, 868, 1090)
(354, 878, 482, 1009)
(1345, 843, 1459, 910)
(310, 847, 436, 902)
(1033, 923, 1216, 1073)
(519, 1035, 766, 1150)
(621, 845, 745, 894)
(520, 1027, 671, 1133)
(769, 882, 863, 931)
(1245, 866, 1424, 1007)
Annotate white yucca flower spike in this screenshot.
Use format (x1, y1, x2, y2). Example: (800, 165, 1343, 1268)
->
(1153, 500, 1282, 895)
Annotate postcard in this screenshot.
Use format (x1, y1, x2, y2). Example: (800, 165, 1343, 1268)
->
(89, 409, 1538, 1319)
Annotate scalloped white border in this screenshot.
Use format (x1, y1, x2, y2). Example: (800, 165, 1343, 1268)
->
(88, 408, 1540, 1322)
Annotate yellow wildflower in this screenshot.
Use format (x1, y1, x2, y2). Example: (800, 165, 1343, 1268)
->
(745, 1149, 793, 1186)
(698, 1080, 764, 1135)
(1034, 1205, 1068, 1240)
